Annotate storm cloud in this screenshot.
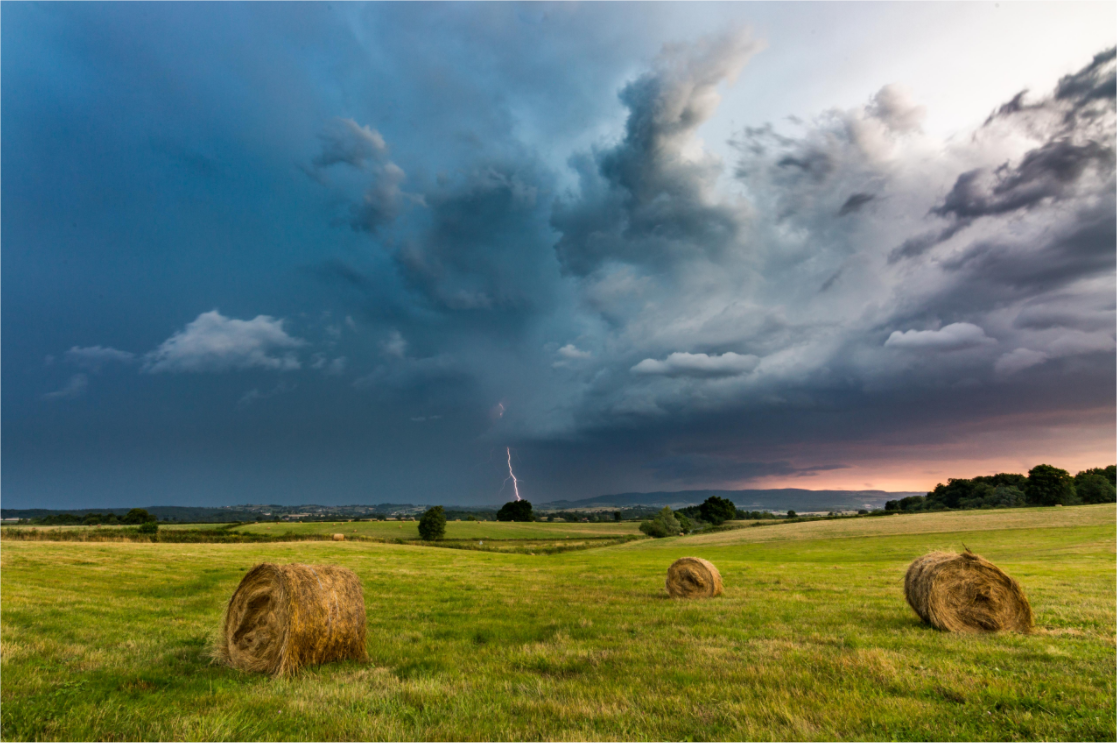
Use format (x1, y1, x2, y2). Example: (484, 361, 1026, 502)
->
(552, 30, 761, 276)
(3, 5, 1113, 508)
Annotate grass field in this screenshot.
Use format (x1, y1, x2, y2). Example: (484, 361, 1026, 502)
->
(1, 505, 1113, 741)
(234, 519, 644, 540)
(2, 522, 234, 532)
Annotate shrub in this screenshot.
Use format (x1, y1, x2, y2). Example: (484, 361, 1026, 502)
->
(640, 507, 681, 538)
(496, 500, 533, 522)
(1027, 464, 1078, 506)
(138, 521, 158, 535)
(698, 496, 737, 526)
(418, 506, 447, 540)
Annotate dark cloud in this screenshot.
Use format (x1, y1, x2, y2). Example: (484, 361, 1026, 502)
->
(552, 30, 761, 276)
(890, 51, 1116, 265)
(393, 163, 557, 313)
(311, 118, 387, 171)
(777, 149, 834, 181)
(1055, 47, 1116, 102)
(837, 192, 875, 217)
(559, 46, 1116, 492)
(940, 203, 1116, 294)
(307, 118, 414, 233)
(932, 139, 1114, 220)
(887, 221, 969, 263)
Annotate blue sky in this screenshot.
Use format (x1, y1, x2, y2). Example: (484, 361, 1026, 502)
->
(3, 2, 1114, 509)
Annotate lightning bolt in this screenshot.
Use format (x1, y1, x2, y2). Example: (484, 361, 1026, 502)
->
(505, 446, 522, 501)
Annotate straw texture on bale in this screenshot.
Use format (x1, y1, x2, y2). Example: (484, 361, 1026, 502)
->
(904, 550, 1033, 633)
(218, 563, 368, 677)
(666, 557, 723, 598)
(332, 533, 345, 541)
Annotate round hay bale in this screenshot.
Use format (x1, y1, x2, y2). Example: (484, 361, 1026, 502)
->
(333, 533, 345, 541)
(666, 557, 723, 599)
(904, 550, 1033, 633)
(218, 563, 368, 677)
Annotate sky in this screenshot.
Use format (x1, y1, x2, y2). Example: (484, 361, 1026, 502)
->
(3, 2, 1114, 509)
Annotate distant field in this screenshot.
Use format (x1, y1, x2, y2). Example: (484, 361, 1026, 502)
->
(1, 504, 1112, 741)
(2, 522, 234, 532)
(234, 518, 644, 540)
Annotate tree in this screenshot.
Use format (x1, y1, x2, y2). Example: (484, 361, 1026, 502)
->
(496, 500, 533, 522)
(786, 510, 797, 518)
(925, 479, 977, 509)
(698, 496, 737, 526)
(1026, 464, 1078, 506)
(974, 472, 1028, 491)
(613, 511, 622, 522)
(1075, 473, 1116, 504)
(640, 507, 681, 538)
(958, 482, 995, 509)
(418, 506, 447, 540)
(990, 485, 1025, 508)
(122, 508, 156, 524)
(138, 521, 158, 535)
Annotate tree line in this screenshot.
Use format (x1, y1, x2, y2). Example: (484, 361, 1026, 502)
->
(884, 464, 1116, 513)
(30, 508, 159, 526)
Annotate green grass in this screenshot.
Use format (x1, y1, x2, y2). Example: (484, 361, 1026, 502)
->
(234, 519, 644, 540)
(1, 505, 1113, 741)
(5, 522, 235, 532)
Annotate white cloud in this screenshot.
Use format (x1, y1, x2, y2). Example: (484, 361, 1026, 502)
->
(995, 348, 1049, 376)
(553, 343, 593, 368)
(557, 344, 592, 360)
(142, 310, 304, 373)
(43, 374, 88, 401)
(311, 353, 346, 374)
(237, 381, 296, 408)
(64, 345, 135, 371)
(884, 323, 995, 352)
(383, 330, 408, 358)
(631, 351, 760, 378)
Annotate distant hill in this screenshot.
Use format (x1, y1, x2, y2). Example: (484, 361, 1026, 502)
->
(0, 503, 434, 522)
(540, 489, 926, 512)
